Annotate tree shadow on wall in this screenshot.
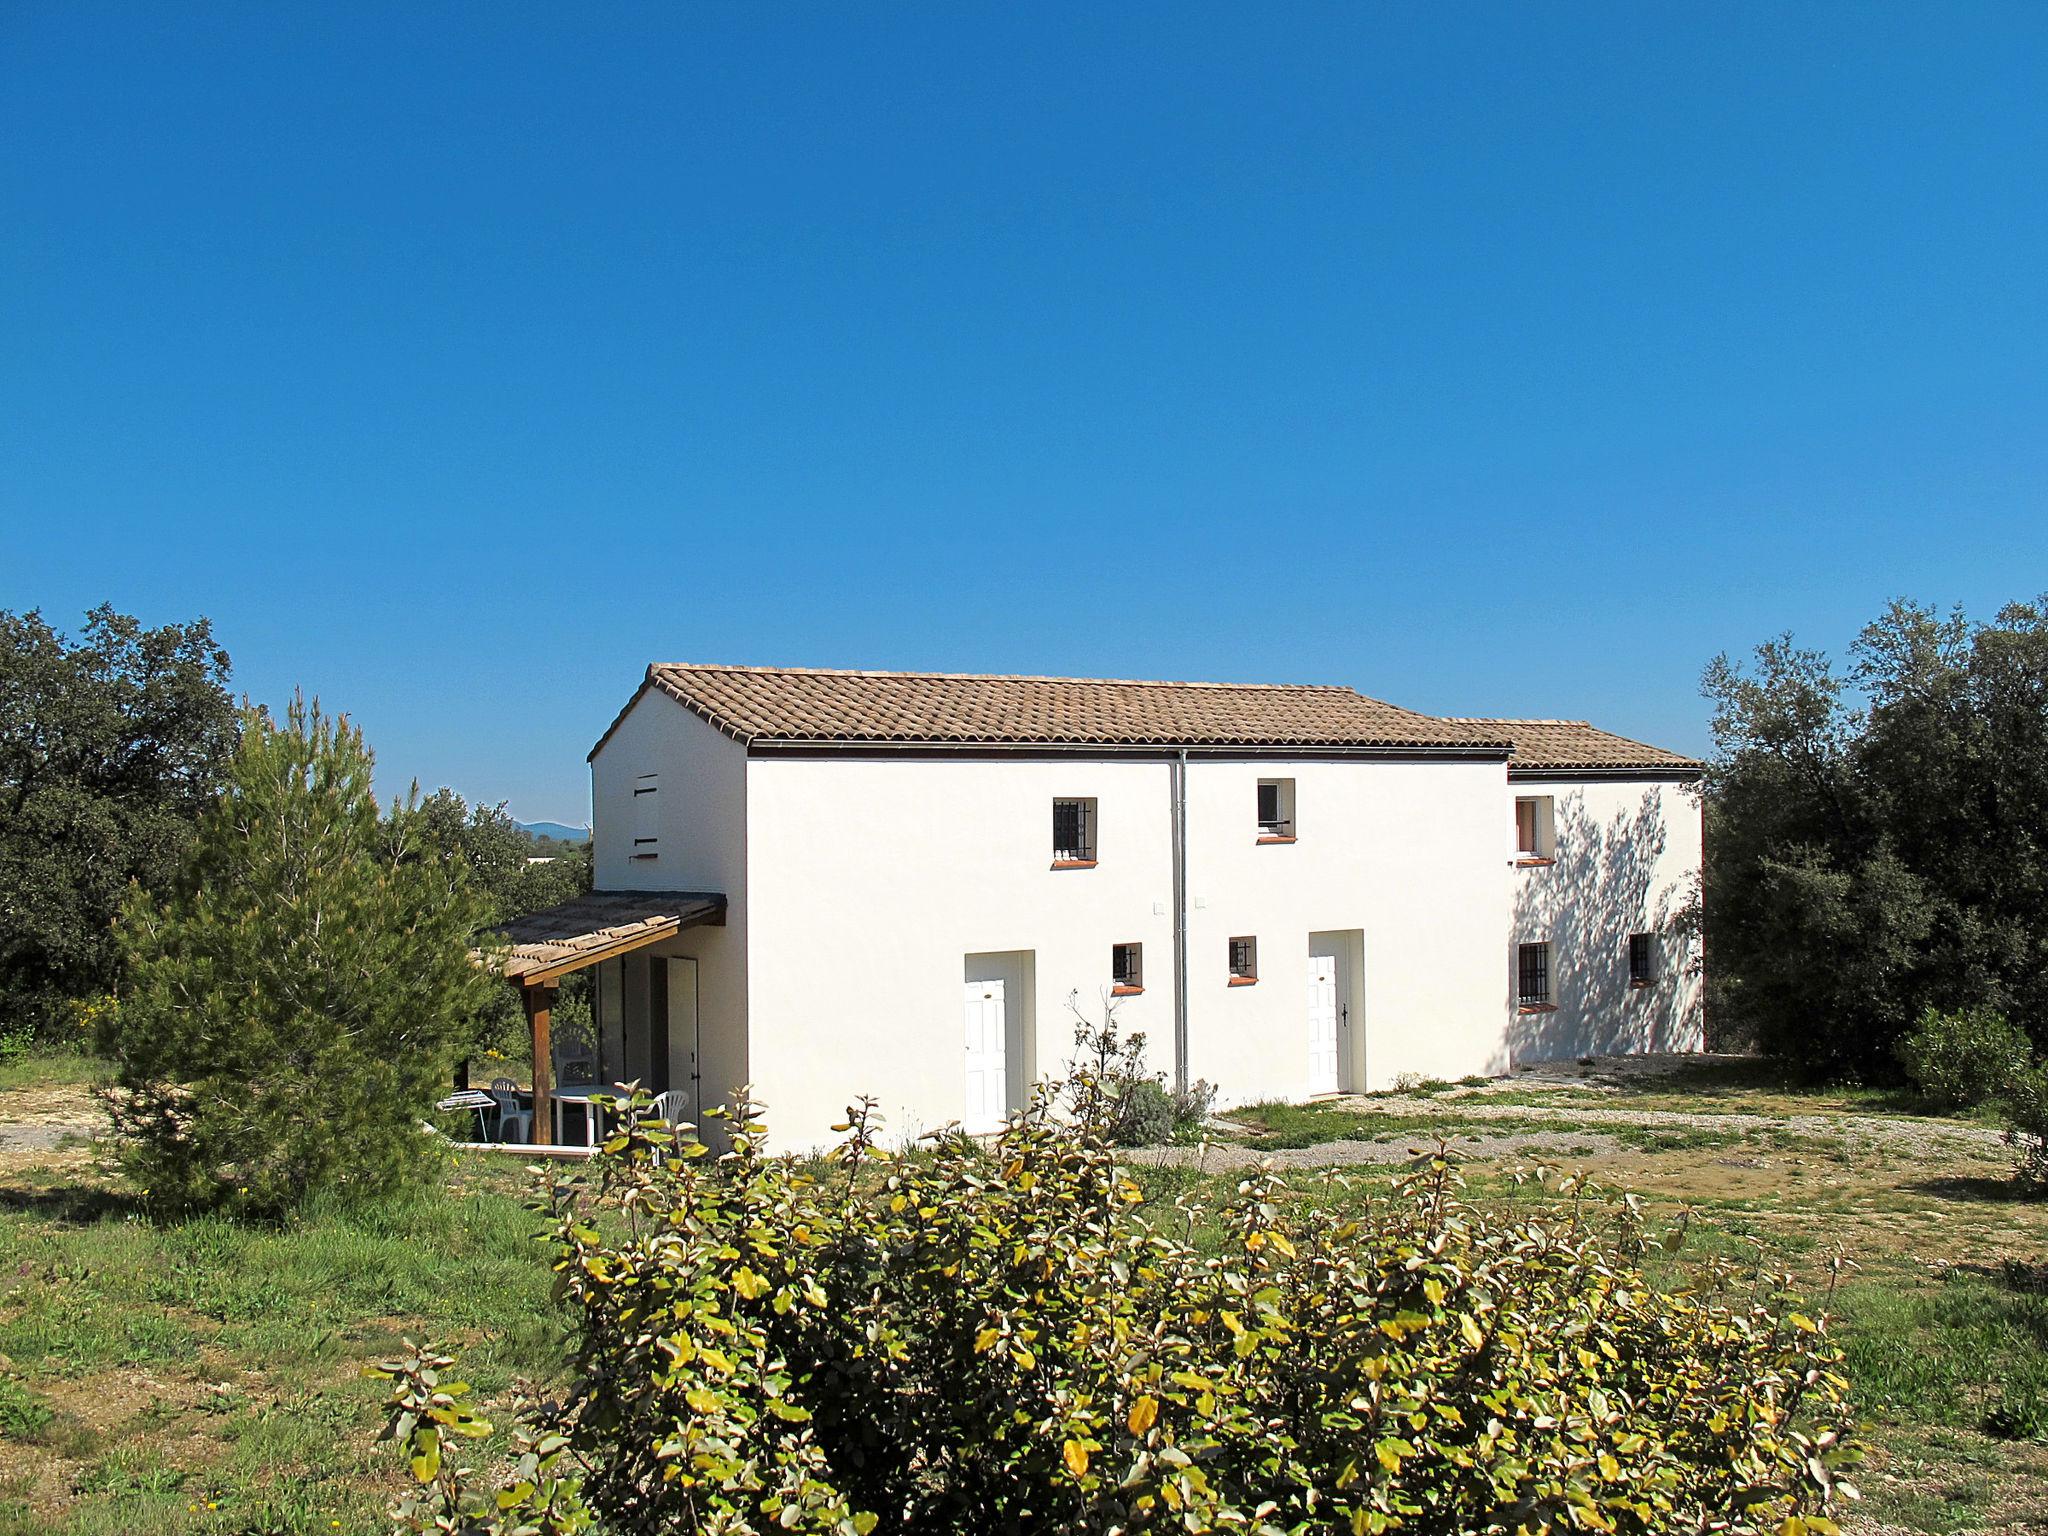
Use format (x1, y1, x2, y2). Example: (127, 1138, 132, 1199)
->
(1510, 787, 1704, 1062)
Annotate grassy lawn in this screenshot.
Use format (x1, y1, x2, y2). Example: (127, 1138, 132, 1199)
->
(0, 1055, 560, 1536)
(0, 1052, 2045, 1533)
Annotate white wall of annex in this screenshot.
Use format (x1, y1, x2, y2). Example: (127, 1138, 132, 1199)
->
(588, 693, 751, 1106)
(1507, 778, 1704, 1061)
(743, 754, 1178, 1151)
(1180, 758, 1511, 1103)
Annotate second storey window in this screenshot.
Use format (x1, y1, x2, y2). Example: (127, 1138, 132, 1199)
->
(1628, 932, 1656, 986)
(1257, 778, 1296, 841)
(1228, 936, 1258, 985)
(1052, 797, 1097, 866)
(1514, 796, 1555, 861)
(1517, 942, 1552, 1008)
(1112, 942, 1143, 994)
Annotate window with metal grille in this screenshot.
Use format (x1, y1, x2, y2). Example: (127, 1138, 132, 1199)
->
(1052, 798, 1096, 863)
(1628, 932, 1655, 985)
(1112, 942, 1143, 991)
(1517, 942, 1551, 1006)
(1228, 936, 1258, 982)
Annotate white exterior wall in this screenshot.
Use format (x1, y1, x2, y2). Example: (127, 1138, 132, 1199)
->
(742, 748, 1513, 1148)
(1180, 758, 1510, 1103)
(1507, 777, 1704, 1061)
(589, 694, 751, 1107)
(743, 754, 1179, 1149)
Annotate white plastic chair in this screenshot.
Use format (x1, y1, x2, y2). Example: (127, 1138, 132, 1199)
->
(489, 1079, 533, 1145)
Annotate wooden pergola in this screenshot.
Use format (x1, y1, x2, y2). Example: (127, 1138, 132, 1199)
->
(483, 890, 726, 1144)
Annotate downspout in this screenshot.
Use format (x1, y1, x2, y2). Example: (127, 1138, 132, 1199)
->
(1171, 749, 1190, 1094)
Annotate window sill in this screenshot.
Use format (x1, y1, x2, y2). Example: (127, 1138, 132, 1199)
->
(1517, 1003, 1558, 1014)
(1111, 984, 1144, 997)
(1628, 978, 1655, 990)
(1512, 856, 1555, 868)
(1227, 975, 1258, 987)
(1256, 834, 1297, 845)
(1051, 858, 1098, 870)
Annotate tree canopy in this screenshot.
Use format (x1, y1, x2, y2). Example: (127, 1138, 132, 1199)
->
(1703, 595, 2048, 1078)
(0, 605, 238, 1039)
(103, 697, 498, 1214)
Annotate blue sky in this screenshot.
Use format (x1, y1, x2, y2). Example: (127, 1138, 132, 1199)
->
(4, 4, 2044, 822)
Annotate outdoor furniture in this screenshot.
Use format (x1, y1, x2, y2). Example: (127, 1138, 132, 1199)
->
(649, 1089, 690, 1127)
(435, 1088, 497, 1142)
(488, 1078, 533, 1144)
(551, 1084, 605, 1148)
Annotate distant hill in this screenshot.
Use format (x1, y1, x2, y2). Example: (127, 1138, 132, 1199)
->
(519, 821, 591, 844)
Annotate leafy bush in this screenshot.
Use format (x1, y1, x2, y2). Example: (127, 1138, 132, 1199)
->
(1064, 1005, 1213, 1146)
(376, 1079, 1859, 1535)
(101, 697, 498, 1216)
(1895, 1005, 2035, 1110)
(1116, 1077, 1176, 1146)
(2000, 1065, 2048, 1190)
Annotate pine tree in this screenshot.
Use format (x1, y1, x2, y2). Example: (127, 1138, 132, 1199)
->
(102, 696, 498, 1214)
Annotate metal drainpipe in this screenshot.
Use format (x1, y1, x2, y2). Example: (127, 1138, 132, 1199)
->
(1171, 749, 1190, 1093)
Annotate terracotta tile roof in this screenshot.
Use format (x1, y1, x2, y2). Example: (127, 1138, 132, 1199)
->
(485, 890, 725, 983)
(600, 663, 1512, 753)
(1446, 718, 1704, 774)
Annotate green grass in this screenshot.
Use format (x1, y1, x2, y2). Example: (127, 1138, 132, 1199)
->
(1838, 1267, 2048, 1440)
(0, 1156, 559, 1535)
(0, 1051, 105, 1094)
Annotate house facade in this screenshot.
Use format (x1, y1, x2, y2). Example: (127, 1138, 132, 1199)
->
(512, 664, 1701, 1151)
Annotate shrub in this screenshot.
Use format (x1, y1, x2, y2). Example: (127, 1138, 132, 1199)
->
(1063, 1004, 1213, 1146)
(2001, 1065, 2048, 1190)
(376, 1080, 1859, 1535)
(1895, 1005, 2035, 1110)
(101, 697, 498, 1216)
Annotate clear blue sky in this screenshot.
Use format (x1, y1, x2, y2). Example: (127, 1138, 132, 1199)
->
(5, 4, 2044, 822)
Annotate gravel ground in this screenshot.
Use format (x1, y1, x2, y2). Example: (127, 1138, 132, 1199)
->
(1130, 1126, 1624, 1172)
(0, 1082, 103, 1152)
(1131, 1053, 2006, 1173)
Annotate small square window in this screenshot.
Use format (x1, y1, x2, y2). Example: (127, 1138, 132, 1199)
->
(1112, 942, 1143, 993)
(1257, 779, 1296, 841)
(1514, 796, 1555, 860)
(1628, 933, 1656, 986)
(1052, 797, 1097, 865)
(1517, 942, 1552, 1008)
(1228, 936, 1258, 984)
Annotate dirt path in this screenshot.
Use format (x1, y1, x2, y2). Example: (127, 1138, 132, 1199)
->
(1131, 1124, 1628, 1172)
(0, 1081, 104, 1162)
(1136, 1053, 2008, 1173)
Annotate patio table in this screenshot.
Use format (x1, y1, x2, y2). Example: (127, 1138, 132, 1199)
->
(551, 1084, 608, 1148)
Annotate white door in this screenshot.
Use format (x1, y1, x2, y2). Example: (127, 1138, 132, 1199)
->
(963, 977, 1008, 1134)
(1308, 954, 1341, 1095)
(667, 957, 700, 1122)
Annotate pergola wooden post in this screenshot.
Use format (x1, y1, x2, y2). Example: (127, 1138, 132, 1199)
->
(524, 983, 557, 1147)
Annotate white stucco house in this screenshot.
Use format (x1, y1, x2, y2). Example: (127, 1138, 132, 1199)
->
(491, 664, 1703, 1151)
